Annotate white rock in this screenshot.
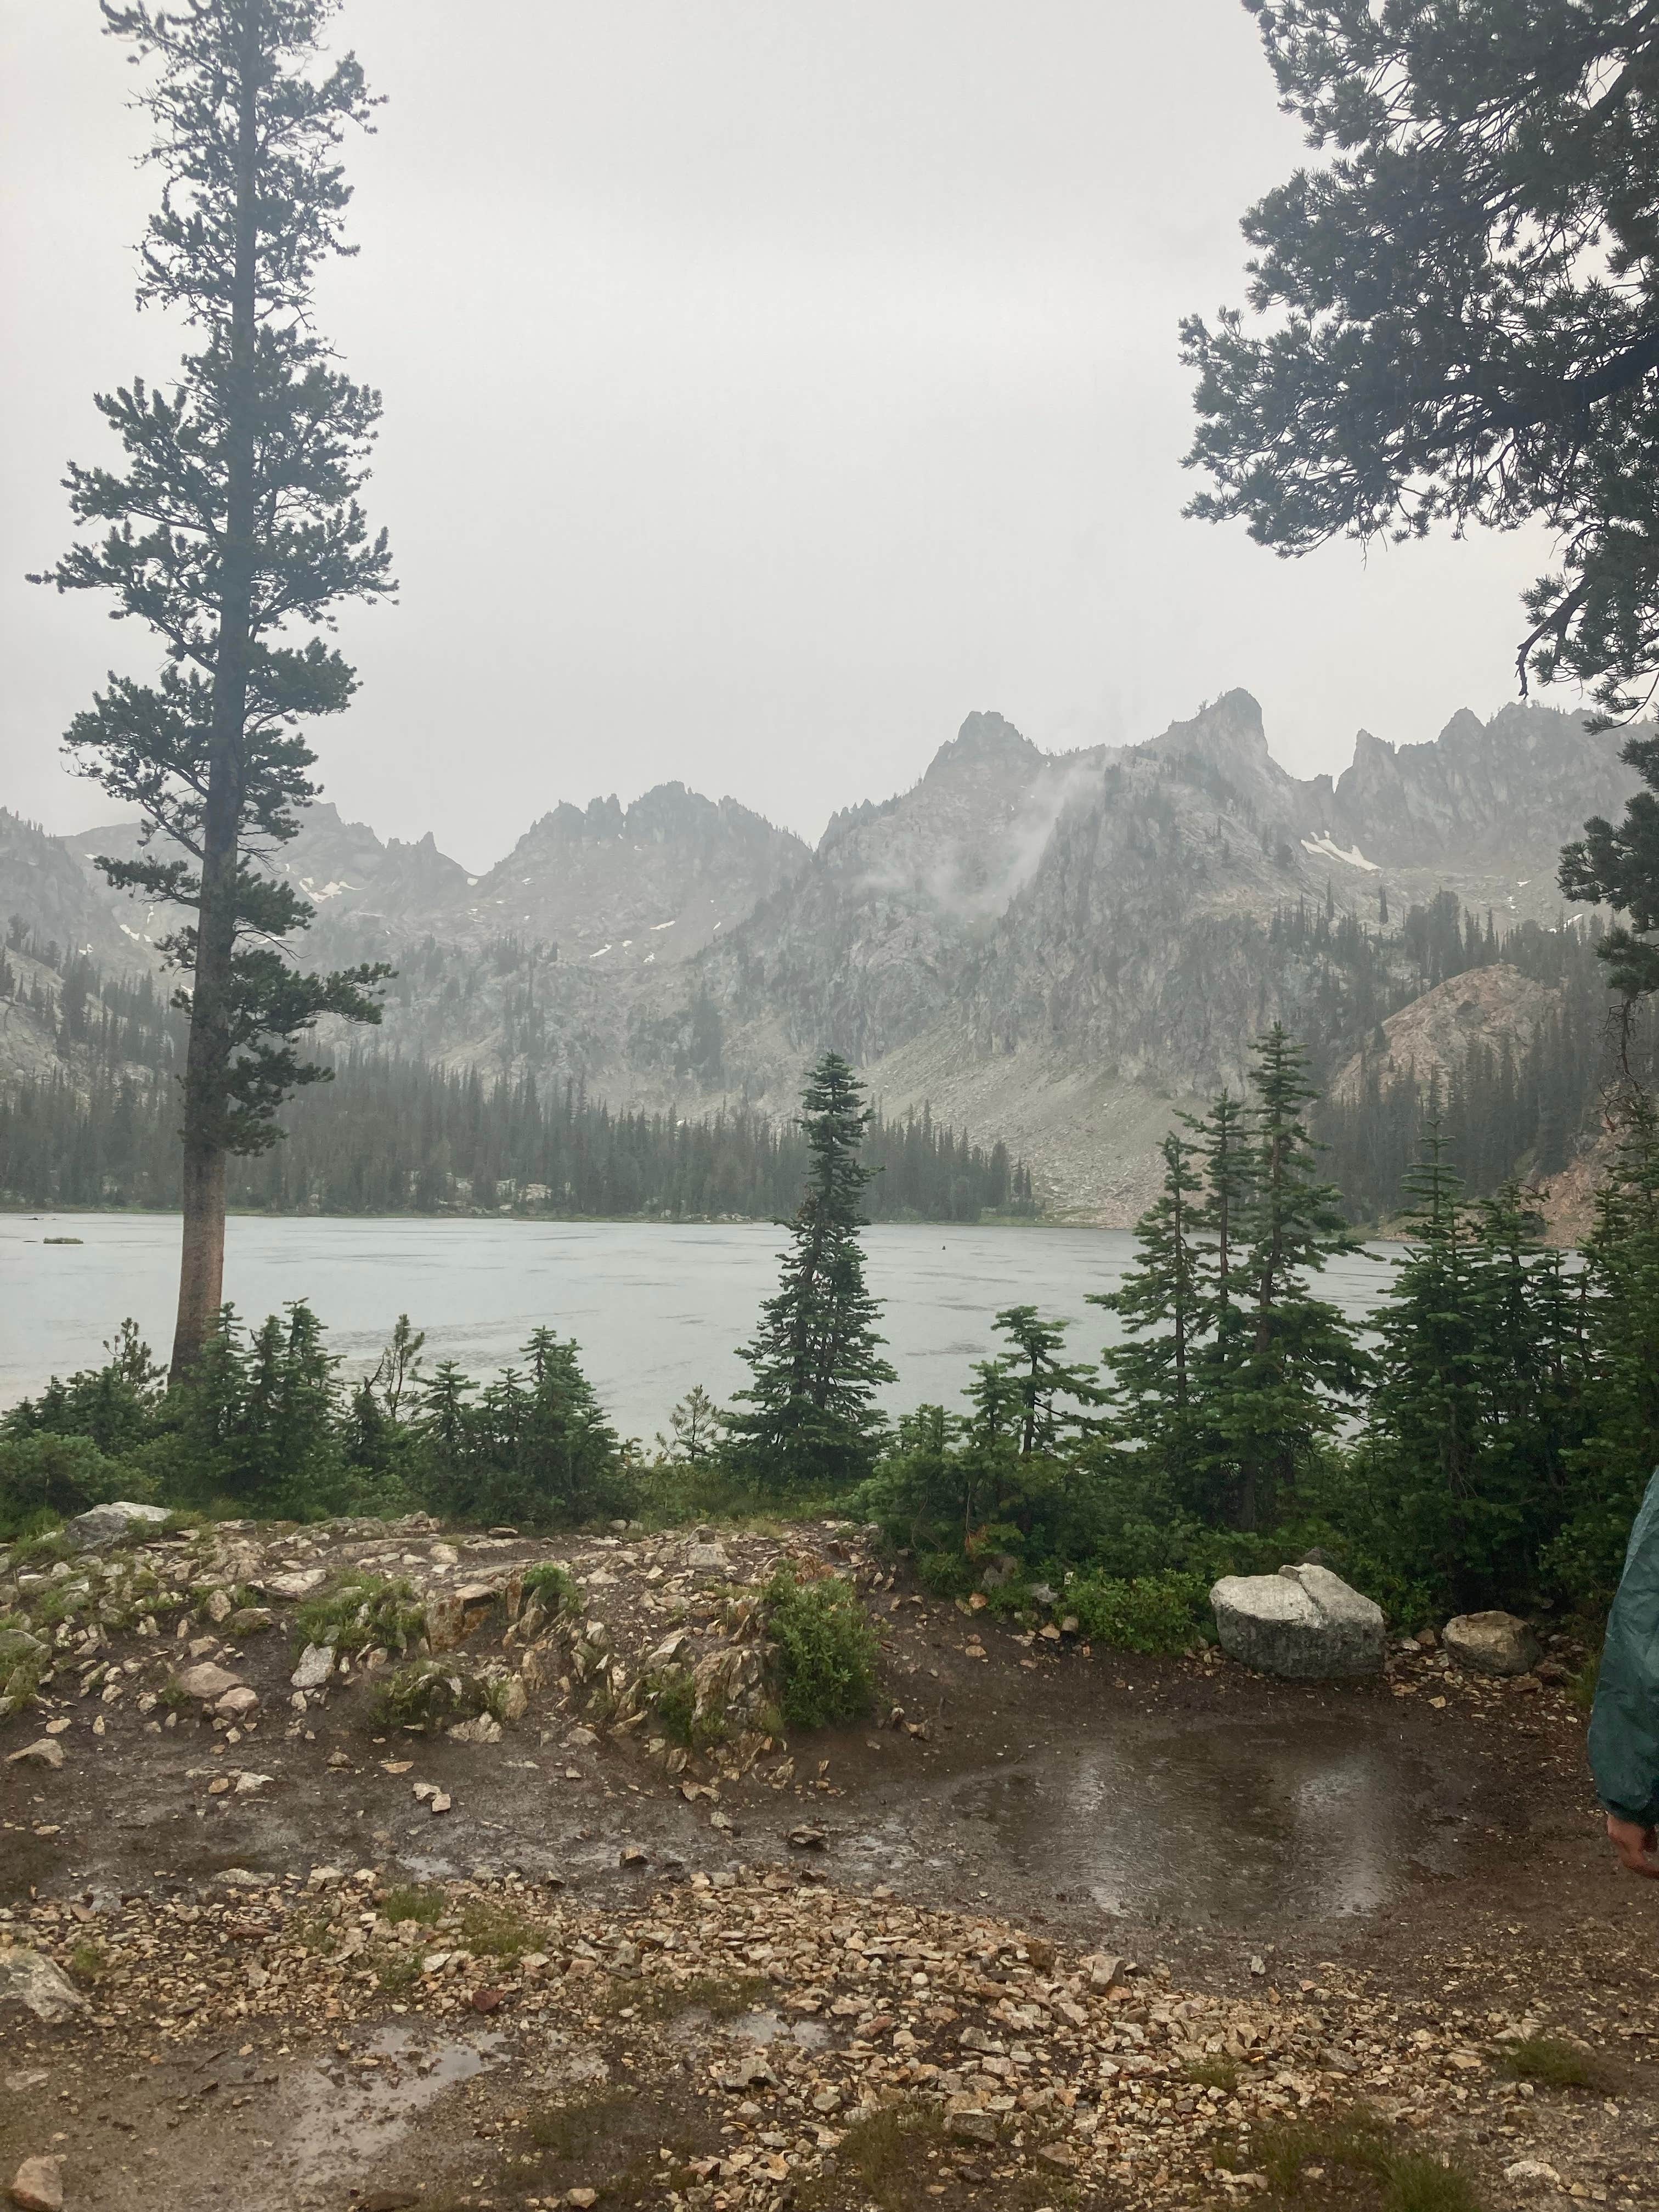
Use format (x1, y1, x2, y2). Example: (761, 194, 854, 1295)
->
(1210, 1563, 1384, 1678)
(175, 1662, 242, 1701)
(448, 1713, 504, 1745)
(0, 1950, 86, 2024)
(290, 1643, 335, 1691)
(5, 1740, 63, 1771)
(265, 1568, 327, 1600)
(63, 1500, 172, 1551)
(216, 1685, 259, 1719)
(1502, 2159, 1562, 2186)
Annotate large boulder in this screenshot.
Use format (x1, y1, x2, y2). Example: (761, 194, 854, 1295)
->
(63, 1500, 172, 1551)
(1443, 1611, 1542, 1678)
(1210, 1563, 1385, 1679)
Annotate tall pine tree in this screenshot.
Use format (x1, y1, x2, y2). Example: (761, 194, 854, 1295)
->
(33, 2, 395, 1378)
(729, 1053, 896, 1489)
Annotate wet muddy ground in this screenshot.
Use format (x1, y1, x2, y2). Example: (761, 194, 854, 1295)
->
(2, 1514, 1656, 2211)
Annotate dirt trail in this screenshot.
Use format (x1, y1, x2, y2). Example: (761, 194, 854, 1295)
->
(2, 1512, 1656, 2211)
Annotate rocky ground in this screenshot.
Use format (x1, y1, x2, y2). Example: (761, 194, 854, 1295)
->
(2, 1512, 1657, 2212)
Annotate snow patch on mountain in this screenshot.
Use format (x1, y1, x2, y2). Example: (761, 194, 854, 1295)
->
(1301, 833, 1380, 873)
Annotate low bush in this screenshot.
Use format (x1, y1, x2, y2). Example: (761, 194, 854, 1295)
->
(521, 1561, 582, 1618)
(762, 1566, 879, 1730)
(0, 1431, 135, 1537)
(374, 1660, 504, 1731)
(1065, 1570, 1210, 1654)
(644, 1664, 698, 1746)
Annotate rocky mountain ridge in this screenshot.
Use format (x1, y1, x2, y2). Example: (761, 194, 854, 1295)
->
(3, 691, 1640, 1221)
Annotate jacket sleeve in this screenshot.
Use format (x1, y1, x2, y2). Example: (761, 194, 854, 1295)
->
(1589, 1470, 1659, 1826)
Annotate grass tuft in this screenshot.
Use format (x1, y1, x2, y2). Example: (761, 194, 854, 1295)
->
(1186, 2054, 1240, 2092)
(295, 1572, 426, 1656)
(797, 2099, 955, 2211)
(1216, 2107, 1488, 2211)
(1497, 2035, 1614, 2093)
(377, 1883, 446, 1926)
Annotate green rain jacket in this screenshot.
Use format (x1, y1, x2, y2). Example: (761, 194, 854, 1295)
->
(1589, 1471, 1659, 1826)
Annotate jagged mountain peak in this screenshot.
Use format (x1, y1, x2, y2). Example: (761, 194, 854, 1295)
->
(923, 710, 1043, 781)
(1143, 688, 1278, 795)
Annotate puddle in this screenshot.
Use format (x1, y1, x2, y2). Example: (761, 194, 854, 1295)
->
(848, 1708, 1468, 1925)
(273, 2023, 504, 2190)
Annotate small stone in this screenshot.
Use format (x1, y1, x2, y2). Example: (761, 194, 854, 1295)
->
(216, 1685, 259, 1719)
(448, 1713, 503, 1745)
(1503, 2160, 1562, 2186)
(787, 1825, 827, 1849)
(430, 1791, 452, 1814)
(946, 2109, 998, 2146)
(7, 2154, 63, 2212)
(5, 1740, 63, 1771)
(234, 1771, 273, 1795)
(176, 1662, 242, 1702)
(566, 2192, 598, 2210)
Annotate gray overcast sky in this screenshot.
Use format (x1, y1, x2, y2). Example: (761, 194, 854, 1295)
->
(1, 1, 1567, 872)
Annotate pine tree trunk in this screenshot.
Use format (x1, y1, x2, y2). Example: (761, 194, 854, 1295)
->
(170, 55, 259, 1385)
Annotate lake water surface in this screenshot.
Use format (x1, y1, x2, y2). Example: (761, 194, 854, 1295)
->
(0, 1214, 1400, 1439)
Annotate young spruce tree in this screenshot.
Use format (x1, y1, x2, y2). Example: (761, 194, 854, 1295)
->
(1096, 1129, 1204, 1487)
(34, 2, 396, 1379)
(1222, 1026, 1369, 1530)
(729, 1053, 896, 1489)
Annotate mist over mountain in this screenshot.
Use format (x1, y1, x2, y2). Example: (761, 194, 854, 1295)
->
(3, 689, 1639, 1222)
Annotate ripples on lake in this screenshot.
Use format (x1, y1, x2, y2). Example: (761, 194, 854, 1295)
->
(0, 1214, 1399, 1441)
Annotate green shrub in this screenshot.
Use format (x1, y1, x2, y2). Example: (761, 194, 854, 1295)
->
(644, 1665, 698, 1746)
(295, 1573, 426, 1655)
(762, 1566, 879, 1730)
(415, 1334, 637, 1529)
(0, 1431, 135, 1536)
(1065, 1570, 1210, 1654)
(521, 1561, 582, 1618)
